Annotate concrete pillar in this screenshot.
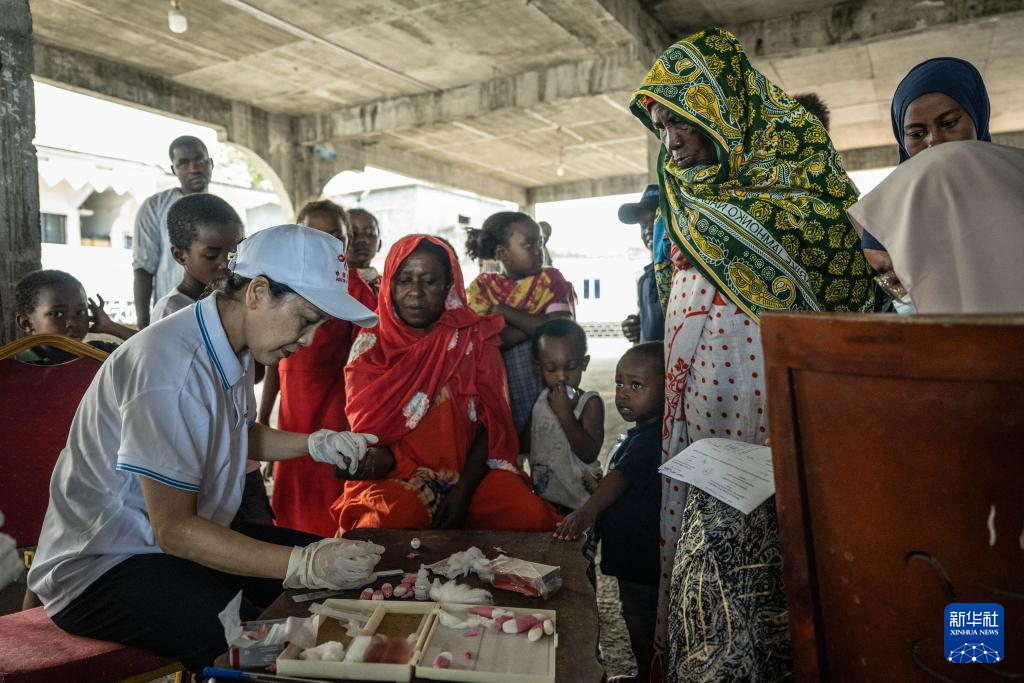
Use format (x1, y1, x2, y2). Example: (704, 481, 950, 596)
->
(0, 0, 41, 343)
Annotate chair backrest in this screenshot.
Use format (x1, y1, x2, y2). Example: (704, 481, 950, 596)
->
(762, 313, 1024, 682)
(0, 335, 106, 547)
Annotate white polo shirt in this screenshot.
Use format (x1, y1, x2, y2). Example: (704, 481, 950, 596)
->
(28, 294, 255, 616)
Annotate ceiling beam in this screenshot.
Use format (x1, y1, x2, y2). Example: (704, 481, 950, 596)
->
(359, 143, 528, 206)
(722, 0, 1024, 59)
(213, 0, 438, 92)
(528, 0, 670, 65)
(841, 130, 1024, 171)
(590, 0, 673, 63)
(298, 0, 1023, 146)
(33, 41, 236, 134)
(295, 48, 647, 144)
(526, 174, 647, 205)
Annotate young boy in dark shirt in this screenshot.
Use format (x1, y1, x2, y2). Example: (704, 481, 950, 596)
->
(555, 341, 665, 683)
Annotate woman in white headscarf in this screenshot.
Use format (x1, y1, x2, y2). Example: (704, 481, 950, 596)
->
(847, 140, 1024, 313)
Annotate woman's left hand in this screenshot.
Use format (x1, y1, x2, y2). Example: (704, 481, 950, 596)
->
(432, 484, 472, 529)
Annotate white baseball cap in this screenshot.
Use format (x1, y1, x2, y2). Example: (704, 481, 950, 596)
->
(229, 224, 378, 327)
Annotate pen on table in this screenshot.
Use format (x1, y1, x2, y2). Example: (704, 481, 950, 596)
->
(201, 667, 322, 682)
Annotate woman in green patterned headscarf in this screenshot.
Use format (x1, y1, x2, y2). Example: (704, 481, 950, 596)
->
(635, 28, 873, 682)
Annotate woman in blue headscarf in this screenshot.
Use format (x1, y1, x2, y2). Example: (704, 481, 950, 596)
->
(892, 57, 991, 161)
(860, 57, 992, 310)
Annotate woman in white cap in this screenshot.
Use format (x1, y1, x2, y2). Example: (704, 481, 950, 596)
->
(27, 224, 383, 671)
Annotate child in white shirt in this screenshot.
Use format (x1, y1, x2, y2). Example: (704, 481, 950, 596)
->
(520, 318, 604, 513)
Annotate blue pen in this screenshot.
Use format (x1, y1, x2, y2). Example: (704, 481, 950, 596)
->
(201, 667, 322, 683)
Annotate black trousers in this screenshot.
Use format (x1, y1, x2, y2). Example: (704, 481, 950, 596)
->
(51, 523, 319, 671)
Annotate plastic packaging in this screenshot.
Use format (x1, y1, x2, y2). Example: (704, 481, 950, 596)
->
(488, 555, 562, 599)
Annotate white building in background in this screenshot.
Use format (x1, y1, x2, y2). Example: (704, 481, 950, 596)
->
(331, 182, 513, 283)
(555, 253, 649, 326)
(36, 145, 284, 323)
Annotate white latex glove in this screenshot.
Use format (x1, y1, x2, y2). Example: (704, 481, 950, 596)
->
(284, 538, 385, 590)
(308, 429, 378, 475)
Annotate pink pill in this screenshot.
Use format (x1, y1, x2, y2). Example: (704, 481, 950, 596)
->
(432, 652, 452, 668)
(371, 590, 384, 600)
(359, 588, 373, 600)
(381, 583, 393, 598)
(492, 615, 514, 632)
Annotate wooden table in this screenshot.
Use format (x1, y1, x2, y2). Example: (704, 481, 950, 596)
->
(255, 529, 604, 683)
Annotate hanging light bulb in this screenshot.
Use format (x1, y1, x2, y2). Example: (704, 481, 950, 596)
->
(555, 143, 566, 177)
(168, 0, 188, 33)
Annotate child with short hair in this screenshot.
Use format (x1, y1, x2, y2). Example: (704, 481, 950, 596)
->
(15, 269, 135, 363)
(345, 208, 383, 292)
(555, 341, 665, 683)
(465, 212, 575, 432)
(520, 318, 604, 513)
(151, 193, 244, 321)
(297, 199, 347, 240)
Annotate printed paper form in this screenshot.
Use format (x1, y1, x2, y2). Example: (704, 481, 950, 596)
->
(658, 438, 775, 515)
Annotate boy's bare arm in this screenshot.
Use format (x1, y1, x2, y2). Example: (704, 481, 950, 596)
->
(133, 269, 153, 329)
(553, 470, 629, 540)
(550, 392, 604, 464)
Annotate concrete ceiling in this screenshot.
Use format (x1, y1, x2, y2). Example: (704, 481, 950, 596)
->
(29, 0, 1024, 203)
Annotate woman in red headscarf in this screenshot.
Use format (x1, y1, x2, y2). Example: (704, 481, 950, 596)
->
(330, 235, 559, 532)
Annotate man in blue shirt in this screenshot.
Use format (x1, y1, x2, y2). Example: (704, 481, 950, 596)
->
(618, 185, 665, 343)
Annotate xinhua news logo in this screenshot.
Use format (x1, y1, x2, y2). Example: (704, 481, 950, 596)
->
(945, 603, 1004, 663)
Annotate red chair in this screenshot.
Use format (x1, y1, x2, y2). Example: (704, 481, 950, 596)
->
(0, 334, 181, 682)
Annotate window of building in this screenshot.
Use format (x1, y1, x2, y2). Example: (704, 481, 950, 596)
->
(79, 189, 128, 247)
(41, 213, 67, 244)
(582, 278, 601, 300)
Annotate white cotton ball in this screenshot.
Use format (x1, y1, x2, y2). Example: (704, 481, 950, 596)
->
(299, 640, 346, 661)
(428, 578, 492, 605)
